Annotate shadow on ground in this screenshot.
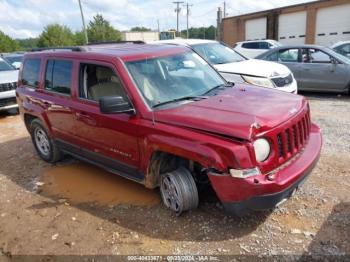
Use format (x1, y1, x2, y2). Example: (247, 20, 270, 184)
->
(300, 202, 350, 261)
(0, 135, 271, 242)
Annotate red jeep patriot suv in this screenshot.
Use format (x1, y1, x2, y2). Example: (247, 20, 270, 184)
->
(16, 42, 322, 216)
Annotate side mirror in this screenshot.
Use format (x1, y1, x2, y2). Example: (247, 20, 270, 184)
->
(99, 96, 135, 115)
(331, 57, 338, 64)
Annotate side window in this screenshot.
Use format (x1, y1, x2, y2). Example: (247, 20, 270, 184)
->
(79, 63, 128, 102)
(45, 59, 72, 95)
(22, 58, 41, 88)
(266, 52, 278, 61)
(259, 42, 269, 49)
(308, 49, 331, 64)
(339, 44, 350, 55)
(278, 49, 299, 62)
(242, 42, 259, 49)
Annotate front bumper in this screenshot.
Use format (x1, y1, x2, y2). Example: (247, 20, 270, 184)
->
(208, 123, 322, 214)
(0, 90, 18, 111)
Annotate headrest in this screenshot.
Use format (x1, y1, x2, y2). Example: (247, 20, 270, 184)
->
(96, 67, 112, 80)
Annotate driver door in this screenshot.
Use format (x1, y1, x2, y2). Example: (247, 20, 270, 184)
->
(69, 60, 142, 181)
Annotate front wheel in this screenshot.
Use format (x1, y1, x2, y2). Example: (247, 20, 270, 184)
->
(160, 166, 199, 216)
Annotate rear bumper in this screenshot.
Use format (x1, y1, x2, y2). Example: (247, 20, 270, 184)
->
(208, 123, 322, 213)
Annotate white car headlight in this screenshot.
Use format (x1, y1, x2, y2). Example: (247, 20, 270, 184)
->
(253, 138, 271, 162)
(242, 75, 275, 89)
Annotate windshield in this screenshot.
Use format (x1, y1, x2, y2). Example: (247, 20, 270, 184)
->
(125, 51, 226, 108)
(0, 59, 15, 71)
(324, 47, 350, 64)
(192, 43, 245, 64)
(4, 55, 23, 64)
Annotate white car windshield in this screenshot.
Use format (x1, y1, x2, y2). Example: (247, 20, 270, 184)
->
(0, 59, 15, 71)
(192, 43, 246, 64)
(125, 50, 226, 108)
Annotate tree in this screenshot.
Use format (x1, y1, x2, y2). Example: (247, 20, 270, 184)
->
(38, 24, 76, 47)
(17, 38, 39, 50)
(74, 31, 86, 45)
(87, 14, 121, 43)
(130, 26, 152, 32)
(0, 30, 21, 52)
(180, 26, 216, 40)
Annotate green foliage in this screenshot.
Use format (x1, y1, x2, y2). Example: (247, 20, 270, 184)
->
(0, 30, 21, 52)
(87, 14, 121, 43)
(130, 26, 152, 32)
(180, 26, 216, 40)
(16, 38, 39, 50)
(38, 24, 76, 47)
(74, 31, 87, 45)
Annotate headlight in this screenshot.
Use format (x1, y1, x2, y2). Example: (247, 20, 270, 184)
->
(253, 138, 271, 162)
(242, 75, 275, 89)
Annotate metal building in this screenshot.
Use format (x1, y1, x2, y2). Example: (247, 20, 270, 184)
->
(221, 0, 350, 46)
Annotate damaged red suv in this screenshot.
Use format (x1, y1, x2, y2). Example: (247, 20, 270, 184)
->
(16, 42, 322, 216)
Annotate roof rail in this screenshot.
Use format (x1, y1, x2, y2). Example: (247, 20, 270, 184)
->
(29, 46, 85, 52)
(86, 40, 145, 45)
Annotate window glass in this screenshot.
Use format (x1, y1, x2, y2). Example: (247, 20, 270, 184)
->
(278, 49, 299, 62)
(22, 58, 41, 87)
(79, 63, 128, 102)
(125, 51, 225, 108)
(259, 42, 269, 49)
(338, 44, 350, 55)
(242, 42, 259, 49)
(0, 58, 15, 71)
(192, 43, 245, 64)
(266, 52, 278, 61)
(45, 60, 72, 95)
(308, 49, 331, 63)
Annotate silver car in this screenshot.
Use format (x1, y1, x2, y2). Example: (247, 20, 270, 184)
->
(256, 45, 350, 94)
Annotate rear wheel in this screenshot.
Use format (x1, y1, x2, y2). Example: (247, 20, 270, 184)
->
(30, 119, 62, 163)
(160, 166, 199, 216)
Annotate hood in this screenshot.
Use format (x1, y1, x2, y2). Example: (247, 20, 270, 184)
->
(0, 70, 18, 84)
(214, 59, 291, 78)
(154, 85, 306, 141)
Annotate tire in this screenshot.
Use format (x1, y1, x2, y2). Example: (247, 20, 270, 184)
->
(160, 166, 199, 216)
(29, 119, 62, 163)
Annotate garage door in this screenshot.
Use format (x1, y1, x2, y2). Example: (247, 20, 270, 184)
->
(245, 17, 267, 41)
(316, 4, 350, 46)
(278, 11, 307, 45)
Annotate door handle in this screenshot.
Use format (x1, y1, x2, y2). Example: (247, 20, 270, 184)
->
(75, 112, 97, 126)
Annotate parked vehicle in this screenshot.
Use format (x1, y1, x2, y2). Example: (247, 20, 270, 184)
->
(153, 39, 297, 93)
(0, 57, 19, 112)
(331, 41, 350, 58)
(17, 43, 322, 216)
(1, 53, 24, 69)
(234, 40, 282, 58)
(256, 45, 350, 94)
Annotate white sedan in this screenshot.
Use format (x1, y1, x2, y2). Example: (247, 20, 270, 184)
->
(152, 39, 297, 94)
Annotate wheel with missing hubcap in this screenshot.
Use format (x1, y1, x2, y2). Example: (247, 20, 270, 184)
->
(160, 166, 199, 215)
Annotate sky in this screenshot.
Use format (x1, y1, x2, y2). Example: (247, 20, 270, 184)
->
(0, 0, 316, 39)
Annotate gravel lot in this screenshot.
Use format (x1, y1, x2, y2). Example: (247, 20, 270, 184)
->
(0, 93, 349, 260)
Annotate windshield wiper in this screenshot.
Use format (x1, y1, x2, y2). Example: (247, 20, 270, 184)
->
(202, 83, 233, 96)
(152, 96, 207, 109)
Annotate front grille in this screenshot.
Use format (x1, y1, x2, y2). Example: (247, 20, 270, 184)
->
(276, 111, 311, 160)
(0, 97, 17, 107)
(0, 82, 17, 92)
(271, 74, 293, 87)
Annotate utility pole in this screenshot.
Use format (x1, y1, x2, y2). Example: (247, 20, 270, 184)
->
(78, 0, 88, 44)
(184, 2, 193, 39)
(216, 7, 223, 41)
(173, 1, 184, 37)
(223, 1, 226, 18)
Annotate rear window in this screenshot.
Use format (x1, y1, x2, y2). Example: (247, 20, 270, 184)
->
(22, 58, 41, 88)
(45, 59, 73, 95)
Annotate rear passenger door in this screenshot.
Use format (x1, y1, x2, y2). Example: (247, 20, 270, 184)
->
(41, 58, 77, 144)
(69, 60, 142, 181)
